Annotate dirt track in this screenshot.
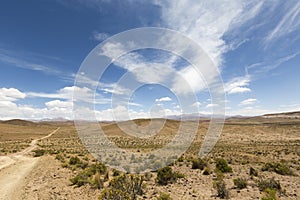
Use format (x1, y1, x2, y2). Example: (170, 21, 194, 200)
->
(0, 128, 60, 200)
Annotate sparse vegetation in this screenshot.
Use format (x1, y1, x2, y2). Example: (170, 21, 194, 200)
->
(157, 192, 172, 200)
(213, 173, 229, 199)
(156, 166, 179, 185)
(250, 167, 258, 176)
(215, 158, 232, 173)
(261, 162, 293, 175)
(33, 149, 46, 157)
(191, 158, 207, 170)
(233, 178, 247, 189)
(203, 167, 211, 175)
(261, 188, 278, 200)
(99, 174, 145, 200)
(70, 162, 108, 187)
(257, 177, 281, 192)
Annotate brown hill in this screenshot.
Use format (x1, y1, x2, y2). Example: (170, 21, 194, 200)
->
(1, 119, 37, 126)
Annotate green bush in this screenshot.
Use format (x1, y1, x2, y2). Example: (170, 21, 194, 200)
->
(70, 171, 89, 187)
(55, 154, 65, 162)
(214, 179, 229, 199)
(203, 167, 211, 175)
(258, 177, 281, 192)
(90, 172, 104, 189)
(99, 174, 145, 200)
(250, 167, 258, 176)
(156, 166, 177, 185)
(261, 162, 293, 175)
(33, 149, 45, 157)
(158, 192, 172, 200)
(215, 158, 232, 173)
(261, 188, 278, 200)
(191, 158, 207, 170)
(69, 156, 81, 165)
(233, 178, 247, 189)
(70, 162, 107, 187)
(173, 172, 185, 179)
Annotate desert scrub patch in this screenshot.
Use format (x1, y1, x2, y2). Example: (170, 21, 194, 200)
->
(55, 153, 65, 162)
(257, 177, 281, 193)
(158, 192, 172, 200)
(233, 178, 248, 189)
(261, 162, 293, 175)
(191, 158, 207, 170)
(156, 166, 181, 185)
(99, 174, 145, 200)
(250, 167, 258, 176)
(261, 188, 279, 200)
(69, 156, 81, 165)
(33, 149, 46, 157)
(70, 162, 107, 187)
(203, 167, 211, 175)
(90, 172, 104, 189)
(213, 174, 229, 199)
(215, 158, 232, 173)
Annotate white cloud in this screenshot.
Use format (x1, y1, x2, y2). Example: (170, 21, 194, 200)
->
(155, 96, 172, 102)
(27, 86, 94, 101)
(265, 1, 300, 45)
(155, 0, 262, 68)
(192, 101, 201, 107)
(0, 48, 62, 75)
(99, 42, 126, 60)
(92, 31, 110, 41)
(225, 76, 251, 94)
(206, 103, 218, 108)
(114, 52, 176, 84)
(239, 98, 258, 106)
(0, 88, 26, 101)
(45, 100, 73, 109)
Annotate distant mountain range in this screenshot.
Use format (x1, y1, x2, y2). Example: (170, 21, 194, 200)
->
(0, 111, 299, 124)
(262, 111, 300, 119)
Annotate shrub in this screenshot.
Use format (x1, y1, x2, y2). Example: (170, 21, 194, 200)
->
(158, 192, 172, 200)
(55, 154, 65, 162)
(177, 156, 184, 162)
(156, 166, 176, 185)
(214, 179, 229, 199)
(250, 167, 258, 176)
(70, 162, 107, 187)
(174, 172, 185, 179)
(69, 156, 81, 165)
(112, 169, 121, 176)
(191, 158, 207, 170)
(261, 162, 293, 175)
(203, 167, 211, 175)
(213, 171, 229, 199)
(261, 188, 278, 200)
(99, 174, 145, 200)
(258, 177, 281, 192)
(90, 172, 104, 189)
(233, 178, 247, 189)
(33, 149, 45, 157)
(215, 158, 232, 173)
(70, 171, 89, 187)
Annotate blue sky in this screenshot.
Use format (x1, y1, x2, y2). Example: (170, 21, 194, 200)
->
(0, 0, 300, 120)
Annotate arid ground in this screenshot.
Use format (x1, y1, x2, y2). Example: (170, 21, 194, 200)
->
(0, 115, 299, 200)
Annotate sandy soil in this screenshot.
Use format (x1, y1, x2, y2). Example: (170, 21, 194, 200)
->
(0, 128, 60, 200)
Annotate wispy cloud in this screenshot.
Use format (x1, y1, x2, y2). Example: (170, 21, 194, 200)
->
(0, 48, 63, 75)
(92, 31, 110, 41)
(264, 1, 300, 46)
(155, 96, 172, 102)
(239, 98, 258, 106)
(224, 76, 251, 94)
(247, 51, 300, 76)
